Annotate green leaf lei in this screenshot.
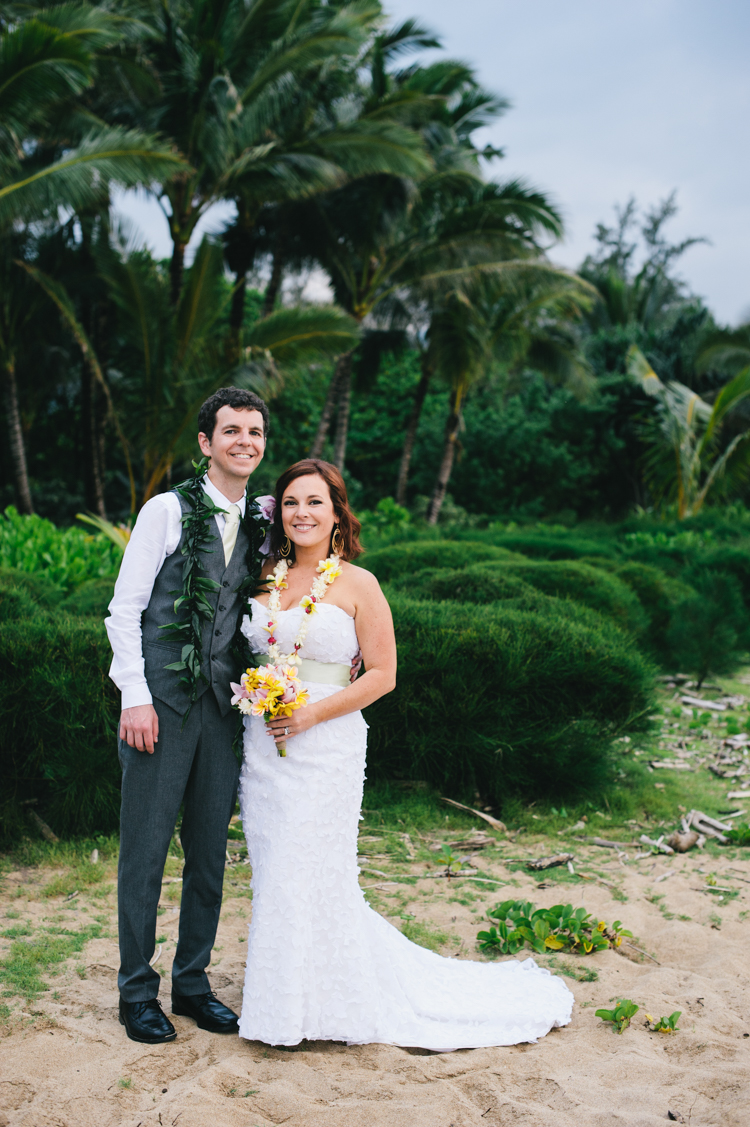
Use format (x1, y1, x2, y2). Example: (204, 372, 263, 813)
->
(160, 456, 272, 719)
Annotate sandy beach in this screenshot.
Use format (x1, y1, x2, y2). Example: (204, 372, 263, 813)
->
(2, 824, 749, 1127)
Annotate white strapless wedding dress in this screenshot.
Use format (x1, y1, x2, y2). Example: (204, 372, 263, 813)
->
(238, 599, 573, 1050)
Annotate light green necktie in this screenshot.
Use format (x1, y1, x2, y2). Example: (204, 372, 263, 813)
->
(222, 504, 242, 565)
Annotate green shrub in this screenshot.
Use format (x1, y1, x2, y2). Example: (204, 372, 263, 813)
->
(0, 507, 120, 591)
(386, 565, 631, 638)
(364, 593, 655, 804)
(696, 545, 750, 614)
(361, 540, 523, 583)
(0, 617, 121, 842)
(666, 569, 750, 686)
(0, 577, 45, 623)
(498, 560, 647, 636)
(388, 564, 537, 604)
(59, 579, 116, 618)
(0, 567, 64, 610)
(612, 562, 695, 664)
(455, 529, 618, 560)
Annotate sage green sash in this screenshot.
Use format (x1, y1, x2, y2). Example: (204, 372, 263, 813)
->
(251, 653, 350, 689)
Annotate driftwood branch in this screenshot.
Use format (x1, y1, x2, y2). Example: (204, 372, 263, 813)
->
(28, 809, 59, 844)
(440, 798, 507, 833)
(527, 853, 575, 871)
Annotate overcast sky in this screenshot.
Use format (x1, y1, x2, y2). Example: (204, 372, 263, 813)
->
(115, 0, 750, 324)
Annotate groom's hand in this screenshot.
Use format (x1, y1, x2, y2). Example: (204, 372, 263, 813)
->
(120, 705, 160, 754)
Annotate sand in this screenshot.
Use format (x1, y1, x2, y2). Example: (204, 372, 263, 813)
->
(2, 834, 750, 1127)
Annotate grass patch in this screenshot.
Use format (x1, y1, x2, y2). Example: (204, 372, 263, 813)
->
(0, 924, 101, 1000)
(1, 925, 32, 938)
(399, 919, 454, 953)
(544, 955, 599, 982)
(42, 864, 107, 899)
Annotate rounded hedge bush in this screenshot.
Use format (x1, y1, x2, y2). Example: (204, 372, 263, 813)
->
(364, 593, 655, 804)
(385, 566, 628, 638)
(361, 540, 523, 583)
(0, 617, 120, 842)
(498, 560, 647, 636)
(59, 578, 116, 618)
(453, 529, 618, 560)
(0, 576, 44, 623)
(612, 561, 695, 663)
(388, 564, 538, 604)
(0, 566, 64, 610)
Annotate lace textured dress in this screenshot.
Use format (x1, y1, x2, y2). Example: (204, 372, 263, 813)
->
(238, 599, 574, 1050)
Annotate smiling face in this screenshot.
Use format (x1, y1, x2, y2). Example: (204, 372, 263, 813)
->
(198, 406, 266, 491)
(280, 473, 338, 558)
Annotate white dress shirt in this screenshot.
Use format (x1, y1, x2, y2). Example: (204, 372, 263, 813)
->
(105, 478, 247, 711)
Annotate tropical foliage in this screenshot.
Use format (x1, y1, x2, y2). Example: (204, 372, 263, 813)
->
(1, 3, 742, 524)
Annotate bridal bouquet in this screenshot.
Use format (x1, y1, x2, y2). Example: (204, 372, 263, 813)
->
(230, 664, 309, 757)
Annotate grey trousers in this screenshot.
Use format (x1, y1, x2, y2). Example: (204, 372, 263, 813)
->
(117, 691, 240, 1001)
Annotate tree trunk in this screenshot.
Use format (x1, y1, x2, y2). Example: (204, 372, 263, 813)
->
(426, 403, 461, 525)
(227, 272, 247, 364)
(2, 359, 34, 514)
(396, 354, 433, 506)
(81, 357, 107, 518)
(332, 351, 354, 471)
(169, 239, 185, 307)
(261, 247, 285, 318)
(309, 354, 347, 458)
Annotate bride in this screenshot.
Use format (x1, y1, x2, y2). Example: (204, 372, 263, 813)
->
(238, 458, 573, 1050)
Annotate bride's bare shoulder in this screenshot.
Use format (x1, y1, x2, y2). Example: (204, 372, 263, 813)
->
(340, 560, 381, 594)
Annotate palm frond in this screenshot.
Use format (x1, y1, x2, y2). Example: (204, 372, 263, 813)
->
(246, 304, 360, 363)
(0, 126, 186, 224)
(18, 259, 137, 510)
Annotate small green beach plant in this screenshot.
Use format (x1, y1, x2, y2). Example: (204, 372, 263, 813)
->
(477, 899, 631, 956)
(596, 999, 639, 1034)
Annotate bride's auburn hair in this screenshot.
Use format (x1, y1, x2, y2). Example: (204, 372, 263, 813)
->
(271, 459, 363, 562)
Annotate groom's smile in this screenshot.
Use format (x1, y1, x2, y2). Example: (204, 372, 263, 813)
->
(198, 405, 267, 492)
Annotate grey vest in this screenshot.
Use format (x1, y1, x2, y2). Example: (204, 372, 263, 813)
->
(142, 492, 251, 717)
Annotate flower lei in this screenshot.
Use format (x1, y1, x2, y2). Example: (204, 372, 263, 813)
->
(262, 555, 342, 664)
(160, 456, 273, 721)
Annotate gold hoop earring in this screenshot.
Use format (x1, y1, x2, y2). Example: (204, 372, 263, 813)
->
(279, 536, 292, 559)
(332, 526, 344, 556)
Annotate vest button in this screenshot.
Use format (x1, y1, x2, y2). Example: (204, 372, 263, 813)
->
(215, 630, 221, 636)
(223, 581, 230, 588)
(219, 605, 226, 611)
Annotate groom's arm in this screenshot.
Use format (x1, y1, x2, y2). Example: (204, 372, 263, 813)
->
(105, 494, 182, 753)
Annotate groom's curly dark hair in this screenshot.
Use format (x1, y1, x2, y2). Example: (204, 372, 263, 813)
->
(198, 386, 270, 440)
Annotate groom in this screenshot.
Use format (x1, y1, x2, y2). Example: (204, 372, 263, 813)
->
(106, 386, 271, 1044)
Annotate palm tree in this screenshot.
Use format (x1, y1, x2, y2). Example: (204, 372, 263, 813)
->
(580, 194, 707, 333)
(425, 266, 594, 523)
(0, 4, 185, 512)
(131, 0, 421, 309)
(98, 237, 360, 504)
(627, 344, 750, 517)
(697, 322, 750, 378)
(220, 13, 436, 358)
(299, 173, 567, 472)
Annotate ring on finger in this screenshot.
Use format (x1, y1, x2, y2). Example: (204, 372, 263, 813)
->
(284, 726, 290, 736)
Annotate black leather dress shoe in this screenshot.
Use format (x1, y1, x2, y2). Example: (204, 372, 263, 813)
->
(119, 997, 176, 1044)
(171, 989, 240, 1033)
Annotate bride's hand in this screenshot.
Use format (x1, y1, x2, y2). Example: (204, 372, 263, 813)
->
(266, 705, 318, 746)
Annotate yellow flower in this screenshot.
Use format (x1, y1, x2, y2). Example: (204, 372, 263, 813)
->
(317, 558, 342, 582)
(300, 595, 317, 615)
